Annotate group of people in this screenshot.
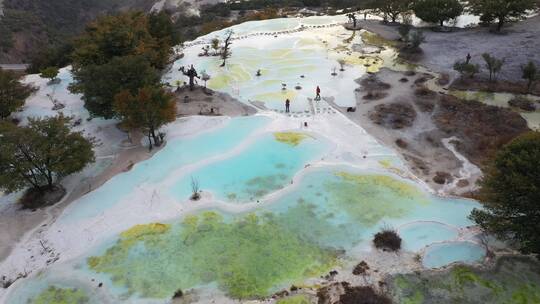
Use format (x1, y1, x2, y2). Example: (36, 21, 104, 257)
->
(285, 86, 321, 113)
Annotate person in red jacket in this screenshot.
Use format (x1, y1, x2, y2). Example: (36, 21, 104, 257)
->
(316, 86, 321, 100)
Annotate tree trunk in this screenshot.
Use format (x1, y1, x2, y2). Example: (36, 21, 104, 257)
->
(189, 77, 195, 91)
(148, 132, 153, 151)
(497, 18, 504, 32)
(440, 20, 444, 27)
(46, 169, 54, 188)
(151, 128, 160, 147)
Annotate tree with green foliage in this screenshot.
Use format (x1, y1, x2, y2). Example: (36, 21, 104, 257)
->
(40, 67, 60, 83)
(468, 0, 537, 32)
(0, 115, 95, 194)
(413, 0, 464, 27)
(71, 12, 170, 69)
(470, 131, 540, 254)
(407, 30, 426, 49)
(70, 55, 160, 118)
(482, 53, 504, 81)
(454, 60, 481, 78)
(398, 23, 412, 42)
(522, 61, 538, 93)
(114, 86, 176, 150)
(374, 0, 413, 23)
(70, 12, 174, 118)
(0, 68, 34, 119)
(211, 38, 221, 55)
(27, 42, 74, 74)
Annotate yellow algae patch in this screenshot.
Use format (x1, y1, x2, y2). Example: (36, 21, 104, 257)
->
(379, 159, 393, 169)
(120, 223, 171, 239)
(339, 54, 384, 73)
(336, 172, 428, 203)
(280, 65, 318, 75)
(254, 90, 297, 103)
(361, 31, 398, 48)
(270, 49, 293, 59)
(207, 74, 231, 90)
(274, 132, 311, 146)
(259, 79, 283, 87)
(297, 37, 325, 48)
(207, 64, 252, 90)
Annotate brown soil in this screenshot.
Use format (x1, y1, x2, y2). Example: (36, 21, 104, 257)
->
(359, 75, 391, 91)
(433, 171, 453, 185)
(508, 97, 537, 112)
(369, 103, 416, 129)
(339, 283, 392, 304)
(174, 86, 256, 117)
(434, 94, 529, 167)
(363, 91, 389, 101)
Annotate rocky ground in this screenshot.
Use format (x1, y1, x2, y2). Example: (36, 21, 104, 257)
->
(358, 15, 540, 84)
(331, 68, 529, 196)
(174, 86, 257, 117)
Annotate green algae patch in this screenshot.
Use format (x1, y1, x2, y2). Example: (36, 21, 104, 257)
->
(274, 132, 310, 146)
(276, 294, 312, 304)
(244, 174, 288, 198)
(30, 286, 89, 304)
(325, 173, 429, 226)
(389, 256, 540, 304)
(87, 211, 338, 300)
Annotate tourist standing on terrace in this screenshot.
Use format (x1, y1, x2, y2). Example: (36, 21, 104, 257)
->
(285, 99, 290, 113)
(316, 86, 321, 100)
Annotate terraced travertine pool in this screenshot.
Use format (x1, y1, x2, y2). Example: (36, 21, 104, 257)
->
(3, 15, 501, 304)
(7, 164, 482, 303)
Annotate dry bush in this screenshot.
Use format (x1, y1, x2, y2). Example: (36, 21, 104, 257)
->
(373, 229, 401, 252)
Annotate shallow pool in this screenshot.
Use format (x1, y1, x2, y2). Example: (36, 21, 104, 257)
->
(165, 18, 375, 112)
(399, 222, 459, 252)
(62, 116, 270, 221)
(422, 241, 486, 269)
(169, 132, 330, 203)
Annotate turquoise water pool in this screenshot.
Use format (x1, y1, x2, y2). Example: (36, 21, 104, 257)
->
(169, 132, 330, 202)
(62, 116, 270, 221)
(423, 242, 486, 269)
(265, 167, 479, 250)
(399, 222, 459, 252)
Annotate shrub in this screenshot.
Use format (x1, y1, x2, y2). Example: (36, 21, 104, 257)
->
(454, 60, 480, 78)
(373, 228, 401, 251)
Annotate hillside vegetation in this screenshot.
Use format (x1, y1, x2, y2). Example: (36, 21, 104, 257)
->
(0, 0, 155, 63)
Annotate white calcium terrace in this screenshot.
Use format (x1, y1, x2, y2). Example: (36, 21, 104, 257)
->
(1, 15, 487, 303)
